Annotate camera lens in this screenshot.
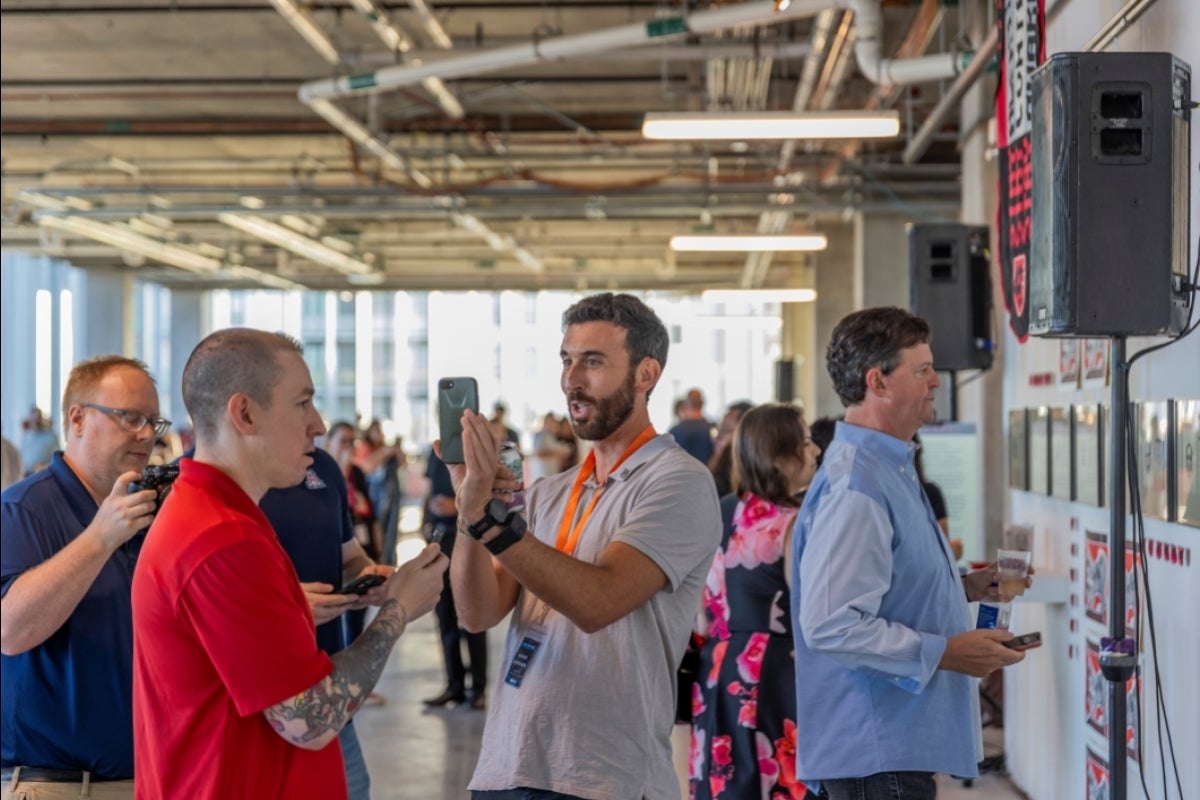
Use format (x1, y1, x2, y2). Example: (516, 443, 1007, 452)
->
(446, 381, 455, 388)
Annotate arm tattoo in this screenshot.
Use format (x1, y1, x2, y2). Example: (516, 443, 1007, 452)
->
(263, 599, 408, 743)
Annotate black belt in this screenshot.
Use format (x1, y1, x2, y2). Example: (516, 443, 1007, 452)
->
(1, 766, 121, 784)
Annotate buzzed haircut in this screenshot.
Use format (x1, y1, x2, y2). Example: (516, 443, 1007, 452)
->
(826, 306, 932, 408)
(182, 328, 303, 441)
(62, 356, 156, 437)
(562, 292, 669, 371)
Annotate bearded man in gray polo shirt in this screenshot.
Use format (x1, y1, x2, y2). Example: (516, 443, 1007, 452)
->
(443, 292, 721, 800)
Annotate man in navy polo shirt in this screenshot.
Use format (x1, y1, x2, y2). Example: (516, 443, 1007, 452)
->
(260, 444, 391, 800)
(1, 355, 165, 798)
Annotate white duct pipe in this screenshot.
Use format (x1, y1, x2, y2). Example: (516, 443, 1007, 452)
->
(299, 0, 832, 103)
(844, 0, 966, 85)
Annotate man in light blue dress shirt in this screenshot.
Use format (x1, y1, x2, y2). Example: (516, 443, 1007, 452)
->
(791, 307, 1027, 800)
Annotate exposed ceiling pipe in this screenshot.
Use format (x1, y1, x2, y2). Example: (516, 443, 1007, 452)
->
(844, 0, 968, 86)
(348, 41, 813, 67)
(298, 0, 834, 104)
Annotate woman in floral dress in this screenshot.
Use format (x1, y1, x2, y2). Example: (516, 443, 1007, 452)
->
(689, 403, 821, 800)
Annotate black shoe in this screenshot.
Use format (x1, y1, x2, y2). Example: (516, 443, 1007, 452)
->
(467, 692, 486, 710)
(423, 689, 465, 707)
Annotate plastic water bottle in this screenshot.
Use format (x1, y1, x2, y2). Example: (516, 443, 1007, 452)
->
(976, 600, 1012, 630)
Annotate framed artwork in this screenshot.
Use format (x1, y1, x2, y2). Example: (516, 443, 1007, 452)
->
(1085, 639, 1107, 737)
(1177, 399, 1200, 527)
(1086, 747, 1110, 800)
(1135, 401, 1171, 521)
(1060, 340, 1081, 388)
(1084, 339, 1110, 385)
(1009, 409, 1029, 490)
(1085, 529, 1108, 625)
(1051, 406, 1073, 500)
(1030, 406, 1050, 496)
(1075, 404, 1102, 507)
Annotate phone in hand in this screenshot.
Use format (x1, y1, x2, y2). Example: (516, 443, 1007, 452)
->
(337, 574, 386, 595)
(1003, 631, 1042, 651)
(437, 377, 479, 464)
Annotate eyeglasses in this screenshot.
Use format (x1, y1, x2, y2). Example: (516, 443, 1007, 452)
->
(80, 402, 171, 438)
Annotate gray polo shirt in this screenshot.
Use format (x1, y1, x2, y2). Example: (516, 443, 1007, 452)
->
(469, 433, 721, 799)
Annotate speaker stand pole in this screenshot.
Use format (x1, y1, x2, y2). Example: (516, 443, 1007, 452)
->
(1107, 336, 1128, 800)
(948, 370, 959, 422)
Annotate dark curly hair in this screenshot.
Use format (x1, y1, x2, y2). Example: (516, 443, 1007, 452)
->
(562, 292, 669, 371)
(826, 307, 931, 407)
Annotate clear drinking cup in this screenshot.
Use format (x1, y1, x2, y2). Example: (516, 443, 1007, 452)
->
(996, 549, 1032, 599)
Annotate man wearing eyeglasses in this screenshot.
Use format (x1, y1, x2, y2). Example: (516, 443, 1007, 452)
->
(0, 355, 166, 799)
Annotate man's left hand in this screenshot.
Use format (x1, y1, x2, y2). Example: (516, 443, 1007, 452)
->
(352, 564, 394, 608)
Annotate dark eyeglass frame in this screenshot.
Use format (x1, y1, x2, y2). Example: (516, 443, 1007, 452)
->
(79, 402, 171, 438)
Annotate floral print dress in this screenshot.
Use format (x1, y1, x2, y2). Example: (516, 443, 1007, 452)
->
(689, 493, 813, 800)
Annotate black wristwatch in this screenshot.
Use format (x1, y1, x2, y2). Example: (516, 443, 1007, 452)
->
(466, 498, 527, 555)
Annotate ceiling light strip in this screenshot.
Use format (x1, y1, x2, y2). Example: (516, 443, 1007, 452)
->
(268, 0, 340, 66)
(671, 234, 828, 252)
(217, 213, 373, 276)
(642, 111, 901, 140)
(37, 215, 222, 273)
(702, 288, 818, 303)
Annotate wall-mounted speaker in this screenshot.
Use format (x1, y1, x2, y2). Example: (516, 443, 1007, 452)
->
(1029, 51, 1192, 337)
(908, 223, 994, 371)
(775, 359, 795, 404)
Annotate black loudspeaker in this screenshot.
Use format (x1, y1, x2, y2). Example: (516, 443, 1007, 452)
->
(1029, 52, 1192, 337)
(908, 223, 994, 371)
(775, 359, 794, 403)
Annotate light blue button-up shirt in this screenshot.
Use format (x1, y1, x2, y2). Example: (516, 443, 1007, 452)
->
(790, 422, 982, 783)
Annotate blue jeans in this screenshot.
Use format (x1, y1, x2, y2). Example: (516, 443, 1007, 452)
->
(472, 790, 590, 800)
(820, 771, 936, 800)
(339, 722, 371, 800)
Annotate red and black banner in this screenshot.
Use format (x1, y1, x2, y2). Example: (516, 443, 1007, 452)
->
(995, 0, 1045, 342)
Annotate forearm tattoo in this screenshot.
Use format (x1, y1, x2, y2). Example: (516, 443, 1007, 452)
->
(265, 599, 408, 743)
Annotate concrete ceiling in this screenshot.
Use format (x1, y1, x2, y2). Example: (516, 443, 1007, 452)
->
(1, 0, 968, 293)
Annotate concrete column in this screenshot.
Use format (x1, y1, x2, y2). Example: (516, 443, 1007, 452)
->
(167, 290, 207, 428)
(813, 220, 857, 418)
(79, 268, 134, 357)
(855, 211, 914, 310)
(957, 0, 1006, 554)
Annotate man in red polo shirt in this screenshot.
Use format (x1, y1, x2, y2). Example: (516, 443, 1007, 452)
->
(132, 328, 447, 799)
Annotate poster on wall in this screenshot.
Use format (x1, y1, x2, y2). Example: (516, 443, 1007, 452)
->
(1084, 339, 1110, 385)
(1124, 542, 1141, 641)
(1075, 404, 1102, 507)
(1060, 340, 1081, 388)
(1136, 402, 1172, 521)
(1030, 406, 1050, 496)
(1126, 671, 1141, 764)
(917, 423, 981, 564)
(1085, 639, 1108, 737)
(1085, 530, 1108, 625)
(1086, 747, 1110, 800)
(1009, 408, 1029, 490)
(995, 0, 1046, 341)
(1051, 407, 1073, 500)
(1177, 399, 1200, 527)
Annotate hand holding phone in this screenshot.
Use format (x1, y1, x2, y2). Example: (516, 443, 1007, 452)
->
(1003, 631, 1042, 651)
(337, 574, 386, 595)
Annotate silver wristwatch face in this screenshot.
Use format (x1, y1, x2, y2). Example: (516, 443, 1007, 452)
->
(486, 498, 510, 524)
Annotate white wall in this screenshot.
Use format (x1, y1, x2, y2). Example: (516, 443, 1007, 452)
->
(1003, 1, 1200, 798)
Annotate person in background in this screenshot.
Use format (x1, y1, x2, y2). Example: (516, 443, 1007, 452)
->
(0, 436, 20, 491)
(670, 388, 714, 465)
(422, 449, 488, 710)
(132, 328, 446, 799)
(19, 406, 59, 476)
(791, 307, 1027, 800)
(913, 433, 962, 561)
(447, 292, 721, 799)
(324, 422, 383, 659)
(807, 416, 839, 469)
(488, 402, 521, 453)
(528, 412, 571, 486)
(2, 356, 165, 798)
(707, 400, 753, 498)
(357, 419, 406, 566)
(261, 442, 393, 800)
(690, 403, 820, 800)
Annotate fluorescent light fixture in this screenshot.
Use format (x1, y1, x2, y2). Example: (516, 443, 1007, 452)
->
(269, 0, 340, 65)
(38, 215, 222, 273)
(218, 212, 372, 276)
(670, 234, 828, 252)
(408, 0, 453, 49)
(222, 265, 307, 291)
(239, 195, 266, 210)
(450, 212, 543, 272)
(642, 111, 901, 140)
(702, 288, 818, 303)
(308, 98, 434, 184)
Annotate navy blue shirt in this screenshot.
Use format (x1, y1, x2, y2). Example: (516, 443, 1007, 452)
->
(259, 448, 354, 656)
(0, 452, 140, 777)
(668, 417, 714, 465)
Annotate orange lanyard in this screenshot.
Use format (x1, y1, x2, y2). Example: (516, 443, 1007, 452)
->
(554, 425, 657, 555)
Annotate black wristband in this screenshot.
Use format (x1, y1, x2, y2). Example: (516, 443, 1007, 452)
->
(483, 513, 526, 555)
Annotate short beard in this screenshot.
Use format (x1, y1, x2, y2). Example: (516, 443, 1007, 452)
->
(568, 369, 637, 441)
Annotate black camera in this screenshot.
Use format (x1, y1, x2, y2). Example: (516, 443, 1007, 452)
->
(128, 463, 180, 508)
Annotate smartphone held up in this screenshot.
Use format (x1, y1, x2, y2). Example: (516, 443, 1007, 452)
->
(437, 377, 479, 463)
